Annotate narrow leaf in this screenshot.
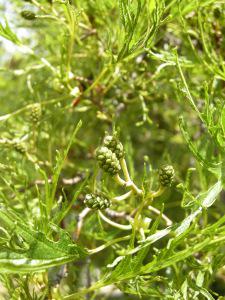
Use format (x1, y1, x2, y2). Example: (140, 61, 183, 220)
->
(198, 180, 222, 208)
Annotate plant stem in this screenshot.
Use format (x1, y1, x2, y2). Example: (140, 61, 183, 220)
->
(113, 190, 133, 201)
(98, 211, 132, 230)
(148, 186, 165, 199)
(148, 205, 173, 226)
(114, 174, 126, 186)
(75, 207, 91, 239)
(130, 182, 143, 195)
(120, 158, 131, 182)
(31, 0, 49, 14)
(0, 95, 72, 122)
(114, 173, 142, 195)
(131, 197, 147, 245)
(84, 66, 109, 95)
(120, 158, 143, 195)
(88, 235, 130, 255)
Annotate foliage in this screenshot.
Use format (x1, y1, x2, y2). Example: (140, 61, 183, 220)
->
(0, 0, 225, 299)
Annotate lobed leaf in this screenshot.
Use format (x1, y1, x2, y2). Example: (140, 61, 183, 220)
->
(0, 205, 87, 273)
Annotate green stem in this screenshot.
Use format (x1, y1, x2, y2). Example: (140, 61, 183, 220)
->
(176, 53, 204, 122)
(120, 158, 142, 195)
(36, 15, 66, 25)
(114, 174, 126, 186)
(88, 235, 130, 255)
(130, 182, 143, 195)
(0, 95, 72, 122)
(113, 190, 133, 201)
(147, 186, 165, 199)
(131, 197, 147, 245)
(98, 211, 132, 230)
(131, 186, 166, 243)
(148, 205, 172, 226)
(84, 67, 109, 95)
(120, 158, 131, 181)
(31, 0, 49, 13)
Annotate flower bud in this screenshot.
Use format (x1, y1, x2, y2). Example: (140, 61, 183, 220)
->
(21, 10, 36, 20)
(159, 165, 174, 187)
(30, 103, 41, 124)
(84, 193, 111, 210)
(13, 142, 26, 154)
(96, 146, 121, 175)
(103, 135, 124, 159)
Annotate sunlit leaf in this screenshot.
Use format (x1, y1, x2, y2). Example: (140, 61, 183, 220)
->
(0, 206, 87, 273)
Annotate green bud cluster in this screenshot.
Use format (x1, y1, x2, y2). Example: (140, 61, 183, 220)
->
(103, 135, 124, 159)
(96, 146, 121, 175)
(21, 10, 36, 20)
(13, 142, 26, 154)
(159, 165, 174, 187)
(30, 103, 41, 124)
(84, 193, 111, 210)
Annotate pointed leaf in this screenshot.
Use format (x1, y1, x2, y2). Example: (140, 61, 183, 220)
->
(0, 206, 87, 273)
(198, 180, 222, 208)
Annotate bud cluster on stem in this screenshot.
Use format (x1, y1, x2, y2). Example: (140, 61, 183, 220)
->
(82, 133, 175, 237)
(30, 103, 42, 124)
(84, 193, 111, 210)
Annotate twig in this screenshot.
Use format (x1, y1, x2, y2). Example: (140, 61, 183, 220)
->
(98, 211, 132, 230)
(114, 174, 126, 186)
(88, 235, 130, 255)
(120, 158, 131, 182)
(114, 174, 142, 195)
(31, 0, 49, 14)
(113, 190, 133, 201)
(120, 158, 142, 195)
(75, 207, 91, 240)
(148, 205, 173, 226)
(105, 209, 134, 223)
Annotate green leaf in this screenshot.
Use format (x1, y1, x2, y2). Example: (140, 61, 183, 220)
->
(0, 19, 21, 45)
(46, 120, 82, 214)
(140, 227, 171, 245)
(118, 0, 142, 60)
(198, 180, 222, 208)
(0, 206, 87, 273)
(53, 174, 89, 224)
(220, 105, 225, 135)
(175, 208, 202, 236)
(197, 288, 214, 300)
(179, 117, 221, 177)
(175, 180, 222, 237)
(196, 271, 204, 287)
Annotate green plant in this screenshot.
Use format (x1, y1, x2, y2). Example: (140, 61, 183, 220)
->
(0, 0, 225, 299)
(21, 10, 36, 20)
(84, 193, 111, 210)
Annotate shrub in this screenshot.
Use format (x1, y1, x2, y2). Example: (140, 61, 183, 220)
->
(0, 0, 225, 299)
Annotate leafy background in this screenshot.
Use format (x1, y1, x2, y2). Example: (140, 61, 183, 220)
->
(0, 0, 225, 299)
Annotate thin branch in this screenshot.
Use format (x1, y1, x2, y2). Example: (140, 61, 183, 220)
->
(113, 190, 133, 201)
(105, 209, 134, 223)
(114, 174, 126, 186)
(75, 208, 91, 240)
(98, 211, 132, 230)
(88, 235, 130, 255)
(148, 205, 173, 226)
(120, 158, 131, 182)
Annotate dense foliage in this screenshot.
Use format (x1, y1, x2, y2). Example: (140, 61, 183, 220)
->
(0, 0, 225, 299)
